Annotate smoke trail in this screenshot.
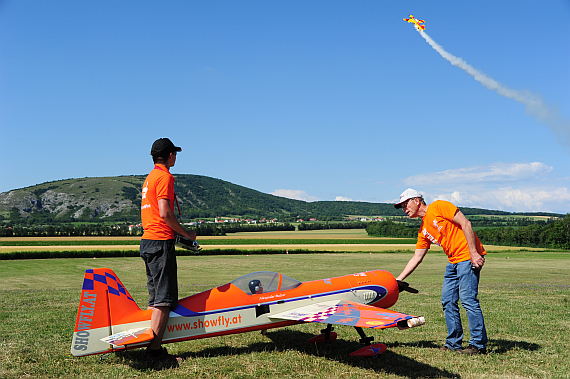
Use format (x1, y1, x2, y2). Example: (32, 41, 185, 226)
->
(418, 30, 570, 147)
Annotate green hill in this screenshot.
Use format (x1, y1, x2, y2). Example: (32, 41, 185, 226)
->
(0, 175, 562, 225)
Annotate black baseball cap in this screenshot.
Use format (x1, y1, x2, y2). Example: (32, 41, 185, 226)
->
(150, 138, 182, 156)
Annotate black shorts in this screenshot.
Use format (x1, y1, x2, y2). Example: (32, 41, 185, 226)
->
(140, 239, 178, 308)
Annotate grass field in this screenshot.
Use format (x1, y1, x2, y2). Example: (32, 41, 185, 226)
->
(1, 246, 569, 378)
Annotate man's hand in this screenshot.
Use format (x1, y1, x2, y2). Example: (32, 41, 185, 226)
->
(396, 280, 419, 293)
(471, 255, 485, 270)
(183, 229, 196, 240)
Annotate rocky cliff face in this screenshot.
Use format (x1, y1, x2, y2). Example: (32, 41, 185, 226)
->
(0, 176, 143, 221)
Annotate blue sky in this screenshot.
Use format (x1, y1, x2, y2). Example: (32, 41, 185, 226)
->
(1, 1, 569, 214)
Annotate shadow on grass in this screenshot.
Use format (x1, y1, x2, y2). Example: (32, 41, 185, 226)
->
(487, 339, 541, 354)
(384, 338, 541, 354)
(114, 349, 181, 371)
(117, 328, 459, 378)
(114, 330, 540, 375)
(262, 329, 460, 379)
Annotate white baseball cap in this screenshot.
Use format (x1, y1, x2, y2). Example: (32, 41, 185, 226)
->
(394, 188, 423, 208)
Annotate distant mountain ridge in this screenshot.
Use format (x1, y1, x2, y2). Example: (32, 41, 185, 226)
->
(0, 175, 561, 224)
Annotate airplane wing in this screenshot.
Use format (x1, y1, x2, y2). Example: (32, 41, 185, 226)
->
(269, 300, 424, 330)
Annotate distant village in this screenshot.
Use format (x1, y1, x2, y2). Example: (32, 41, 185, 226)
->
(128, 216, 384, 231)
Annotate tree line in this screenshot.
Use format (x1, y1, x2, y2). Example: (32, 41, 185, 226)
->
(298, 221, 368, 231)
(366, 215, 570, 249)
(466, 216, 556, 228)
(3, 224, 137, 237)
(0, 222, 295, 237)
(475, 215, 570, 249)
(366, 220, 418, 238)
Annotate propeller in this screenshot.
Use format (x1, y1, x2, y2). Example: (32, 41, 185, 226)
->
(397, 280, 419, 294)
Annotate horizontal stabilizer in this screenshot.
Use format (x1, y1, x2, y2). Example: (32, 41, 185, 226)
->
(101, 327, 154, 346)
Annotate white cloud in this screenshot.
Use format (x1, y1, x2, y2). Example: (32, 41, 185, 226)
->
(404, 162, 553, 186)
(429, 187, 570, 213)
(334, 196, 353, 201)
(398, 162, 569, 213)
(270, 189, 320, 202)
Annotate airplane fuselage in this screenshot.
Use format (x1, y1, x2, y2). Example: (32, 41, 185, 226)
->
(161, 269, 399, 344)
(71, 268, 406, 357)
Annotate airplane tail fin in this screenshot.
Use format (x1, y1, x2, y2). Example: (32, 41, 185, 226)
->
(70, 268, 152, 357)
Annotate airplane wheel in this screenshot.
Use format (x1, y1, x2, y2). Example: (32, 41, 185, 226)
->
(349, 343, 387, 357)
(305, 331, 338, 344)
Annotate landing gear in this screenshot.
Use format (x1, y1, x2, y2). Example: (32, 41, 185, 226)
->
(306, 324, 387, 357)
(305, 324, 338, 344)
(350, 327, 386, 357)
(354, 327, 374, 345)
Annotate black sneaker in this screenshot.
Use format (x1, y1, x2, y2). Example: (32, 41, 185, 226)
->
(458, 344, 487, 355)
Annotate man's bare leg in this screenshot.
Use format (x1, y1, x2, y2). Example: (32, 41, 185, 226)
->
(149, 306, 170, 350)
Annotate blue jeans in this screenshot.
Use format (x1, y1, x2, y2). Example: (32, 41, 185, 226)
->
(441, 260, 488, 350)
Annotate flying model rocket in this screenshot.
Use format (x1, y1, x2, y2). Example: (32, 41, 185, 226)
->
(403, 15, 425, 31)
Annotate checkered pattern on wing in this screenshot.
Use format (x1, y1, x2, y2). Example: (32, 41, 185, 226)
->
(82, 269, 134, 302)
(299, 305, 339, 322)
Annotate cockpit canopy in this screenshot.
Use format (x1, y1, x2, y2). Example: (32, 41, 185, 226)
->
(231, 271, 302, 295)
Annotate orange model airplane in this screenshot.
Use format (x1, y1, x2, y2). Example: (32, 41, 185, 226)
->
(404, 15, 425, 31)
(71, 268, 425, 358)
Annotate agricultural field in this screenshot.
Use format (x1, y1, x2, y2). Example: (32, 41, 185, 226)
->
(0, 230, 568, 378)
(0, 229, 549, 254)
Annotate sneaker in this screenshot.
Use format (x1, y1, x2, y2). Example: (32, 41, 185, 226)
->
(458, 344, 487, 355)
(147, 347, 182, 363)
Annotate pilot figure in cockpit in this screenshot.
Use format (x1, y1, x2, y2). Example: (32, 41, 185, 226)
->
(248, 280, 263, 294)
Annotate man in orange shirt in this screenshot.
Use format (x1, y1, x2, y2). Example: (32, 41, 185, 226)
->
(394, 188, 488, 355)
(140, 137, 196, 363)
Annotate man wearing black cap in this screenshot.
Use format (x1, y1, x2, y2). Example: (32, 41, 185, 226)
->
(140, 137, 196, 363)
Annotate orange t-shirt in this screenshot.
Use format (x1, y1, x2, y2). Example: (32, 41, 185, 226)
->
(416, 200, 486, 264)
(141, 165, 176, 240)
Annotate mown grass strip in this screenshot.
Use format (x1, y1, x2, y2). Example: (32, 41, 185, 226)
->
(0, 238, 417, 247)
(0, 248, 399, 260)
(202, 239, 417, 245)
(0, 240, 142, 246)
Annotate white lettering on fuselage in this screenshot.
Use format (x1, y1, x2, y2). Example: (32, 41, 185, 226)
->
(74, 291, 97, 351)
(259, 293, 286, 301)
